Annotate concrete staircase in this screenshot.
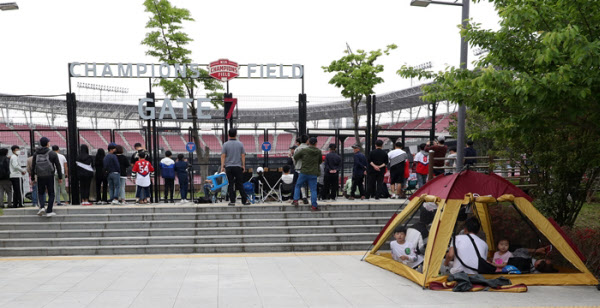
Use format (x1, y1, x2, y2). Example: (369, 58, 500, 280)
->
(0, 203, 397, 257)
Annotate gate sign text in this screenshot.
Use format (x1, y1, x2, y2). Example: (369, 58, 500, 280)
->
(138, 97, 211, 120)
(69, 62, 303, 79)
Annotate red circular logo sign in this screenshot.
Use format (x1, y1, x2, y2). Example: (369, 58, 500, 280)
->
(209, 59, 239, 81)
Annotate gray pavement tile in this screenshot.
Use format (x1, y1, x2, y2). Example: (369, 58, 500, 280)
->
(218, 287, 262, 307)
(42, 290, 101, 308)
(173, 296, 218, 308)
(1, 291, 61, 308)
(333, 285, 397, 306)
(129, 288, 179, 308)
(86, 290, 140, 308)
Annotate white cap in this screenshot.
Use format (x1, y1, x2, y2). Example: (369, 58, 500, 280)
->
(257, 167, 264, 173)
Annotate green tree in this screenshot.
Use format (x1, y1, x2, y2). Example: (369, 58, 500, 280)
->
(322, 44, 397, 148)
(141, 0, 223, 179)
(398, 0, 600, 226)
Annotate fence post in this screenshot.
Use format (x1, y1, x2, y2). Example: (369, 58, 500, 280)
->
(66, 92, 80, 205)
(428, 150, 435, 181)
(488, 154, 494, 174)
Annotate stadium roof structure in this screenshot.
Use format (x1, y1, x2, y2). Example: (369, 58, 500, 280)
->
(0, 86, 425, 124)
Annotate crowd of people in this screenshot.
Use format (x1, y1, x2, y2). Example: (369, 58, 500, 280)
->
(0, 132, 478, 216)
(0, 137, 192, 217)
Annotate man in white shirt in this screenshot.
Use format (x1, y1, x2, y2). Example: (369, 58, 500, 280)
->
(52, 146, 69, 205)
(444, 217, 489, 275)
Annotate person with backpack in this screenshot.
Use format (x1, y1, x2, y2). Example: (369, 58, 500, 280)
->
(160, 151, 175, 203)
(31, 137, 63, 217)
(10, 145, 26, 208)
(174, 154, 189, 203)
(76, 144, 94, 205)
(0, 148, 13, 208)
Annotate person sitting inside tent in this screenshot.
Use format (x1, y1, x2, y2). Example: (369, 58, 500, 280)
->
(406, 202, 437, 255)
(444, 217, 489, 275)
(391, 226, 423, 269)
(509, 245, 557, 273)
(490, 239, 513, 272)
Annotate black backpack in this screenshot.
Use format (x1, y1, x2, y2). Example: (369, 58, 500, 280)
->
(0, 156, 9, 180)
(35, 151, 55, 178)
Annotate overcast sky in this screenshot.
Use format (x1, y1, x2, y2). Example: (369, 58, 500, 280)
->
(0, 0, 500, 109)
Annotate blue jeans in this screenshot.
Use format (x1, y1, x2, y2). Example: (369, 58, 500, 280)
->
(107, 172, 120, 201)
(177, 174, 188, 199)
(417, 173, 428, 188)
(294, 173, 318, 207)
(136, 186, 150, 200)
(119, 177, 127, 200)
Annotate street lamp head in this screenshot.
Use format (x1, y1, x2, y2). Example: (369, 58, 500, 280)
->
(0, 2, 18, 10)
(410, 0, 431, 7)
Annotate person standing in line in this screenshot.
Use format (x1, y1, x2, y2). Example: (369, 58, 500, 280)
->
(132, 152, 154, 204)
(292, 136, 309, 204)
(464, 140, 477, 166)
(0, 148, 13, 208)
(220, 129, 250, 206)
(94, 148, 108, 204)
(9, 145, 26, 208)
(52, 145, 69, 205)
(131, 143, 152, 201)
(32, 137, 63, 217)
(103, 144, 121, 205)
(323, 143, 342, 201)
(174, 154, 189, 203)
(414, 143, 430, 188)
(160, 150, 175, 203)
(387, 142, 408, 199)
(425, 136, 448, 177)
(367, 140, 389, 200)
(115, 145, 130, 205)
(291, 137, 322, 211)
(349, 144, 367, 200)
(76, 144, 94, 205)
(445, 147, 457, 175)
(27, 154, 45, 207)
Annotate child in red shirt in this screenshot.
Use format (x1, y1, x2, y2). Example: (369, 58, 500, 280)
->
(132, 152, 154, 204)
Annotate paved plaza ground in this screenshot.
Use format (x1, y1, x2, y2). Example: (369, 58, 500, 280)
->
(0, 252, 598, 308)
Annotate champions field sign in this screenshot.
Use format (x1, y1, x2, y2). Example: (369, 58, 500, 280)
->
(69, 60, 303, 79)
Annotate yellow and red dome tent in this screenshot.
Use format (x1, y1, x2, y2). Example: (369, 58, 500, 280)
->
(364, 170, 598, 287)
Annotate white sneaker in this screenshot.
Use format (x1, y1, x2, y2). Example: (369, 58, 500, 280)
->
(37, 208, 46, 216)
(111, 200, 119, 205)
(46, 212, 56, 217)
(391, 194, 397, 199)
(179, 199, 186, 203)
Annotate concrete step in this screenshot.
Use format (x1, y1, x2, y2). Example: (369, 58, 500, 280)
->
(0, 241, 391, 257)
(0, 225, 385, 239)
(0, 202, 404, 216)
(0, 233, 378, 247)
(0, 209, 396, 223)
(0, 217, 393, 231)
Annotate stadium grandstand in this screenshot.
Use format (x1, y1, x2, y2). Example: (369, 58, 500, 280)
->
(0, 85, 456, 157)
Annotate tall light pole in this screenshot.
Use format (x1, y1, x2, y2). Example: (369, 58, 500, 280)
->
(410, 0, 469, 173)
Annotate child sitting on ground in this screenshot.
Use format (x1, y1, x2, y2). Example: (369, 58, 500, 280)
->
(391, 226, 420, 268)
(491, 239, 513, 272)
(132, 152, 154, 204)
